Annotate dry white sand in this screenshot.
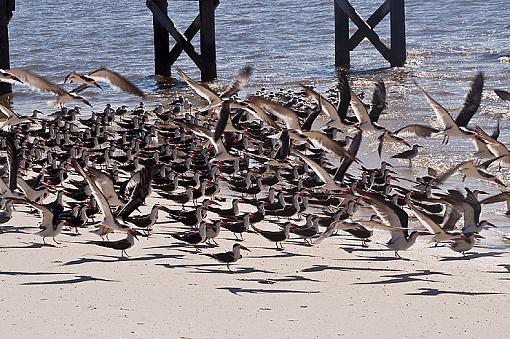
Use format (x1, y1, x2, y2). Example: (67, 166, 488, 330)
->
(1, 197, 509, 339)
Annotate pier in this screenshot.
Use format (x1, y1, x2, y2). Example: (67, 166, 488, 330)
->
(0, 0, 406, 96)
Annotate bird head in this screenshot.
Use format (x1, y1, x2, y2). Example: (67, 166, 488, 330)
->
(128, 229, 143, 240)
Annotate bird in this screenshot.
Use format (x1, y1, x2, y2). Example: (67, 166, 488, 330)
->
(0, 69, 92, 108)
(88, 229, 144, 257)
(359, 191, 423, 259)
(204, 243, 250, 271)
(450, 233, 484, 255)
(171, 222, 207, 251)
(252, 222, 292, 251)
(391, 144, 422, 167)
(71, 159, 132, 233)
(0, 104, 36, 129)
(65, 67, 145, 98)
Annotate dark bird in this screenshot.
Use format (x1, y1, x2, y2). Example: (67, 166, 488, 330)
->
(205, 243, 250, 271)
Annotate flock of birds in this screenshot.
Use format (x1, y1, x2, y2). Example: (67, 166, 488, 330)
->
(0, 65, 510, 270)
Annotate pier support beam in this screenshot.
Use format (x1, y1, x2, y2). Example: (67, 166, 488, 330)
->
(147, 0, 219, 81)
(334, 0, 406, 70)
(153, 0, 171, 77)
(0, 0, 14, 96)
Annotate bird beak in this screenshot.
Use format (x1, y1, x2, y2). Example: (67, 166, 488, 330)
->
(418, 231, 431, 236)
(486, 222, 497, 228)
(475, 234, 485, 239)
(82, 99, 93, 107)
(94, 82, 103, 90)
(159, 206, 172, 213)
(240, 245, 250, 252)
(209, 200, 220, 206)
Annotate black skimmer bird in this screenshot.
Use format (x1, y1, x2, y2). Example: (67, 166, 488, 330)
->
(0, 200, 13, 232)
(0, 69, 92, 108)
(450, 233, 484, 255)
(220, 214, 251, 240)
(19, 199, 64, 245)
(411, 73, 483, 144)
(205, 243, 250, 271)
(252, 222, 292, 251)
(391, 144, 422, 167)
(123, 204, 161, 235)
(172, 222, 207, 252)
(88, 229, 144, 258)
(65, 67, 145, 98)
(0, 104, 36, 129)
(71, 159, 132, 233)
(359, 191, 423, 258)
(481, 191, 510, 215)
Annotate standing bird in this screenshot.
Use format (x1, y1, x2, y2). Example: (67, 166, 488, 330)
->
(391, 144, 422, 167)
(205, 243, 250, 271)
(88, 229, 143, 258)
(172, 222, 207, 252)
(252, 222, 292, 251)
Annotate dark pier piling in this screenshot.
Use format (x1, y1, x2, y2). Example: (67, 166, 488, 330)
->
(0, 0, 15, 96)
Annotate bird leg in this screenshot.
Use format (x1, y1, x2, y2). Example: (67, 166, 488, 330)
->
(394, 251, 401, 258)
(43, 237, 47, 245)
(409, 160, 412, 168)
(212, 239, 219, 246)
(53, 237, 61, 245)
(234, 233, 240, 241)
(227, 263, 232, 272)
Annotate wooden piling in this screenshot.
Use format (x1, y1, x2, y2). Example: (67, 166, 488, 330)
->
(152, 0, 171, 77)
(199, 0, 217, 82)
(390, 0, 406, 66)
(334, 0, 350, 69)
(0, 0, 14, 96)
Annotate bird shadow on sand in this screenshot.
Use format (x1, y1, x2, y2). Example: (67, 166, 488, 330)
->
(217, 286, 321, 296)
(247, 249, 316, 259)
(62, 253, 186, 266)
(0, 242, 57, 249)
(439, 251, 505, 261)
(0, 271, 73, 276)
(0, 226, 31, 234)
(157, 263, 275, 275)
(21, 275, 117, 285)
(486, 264, 510, 274)
(301, 264, 401, 274)
(238, 275, 323, 283)
(354, 270, 451, 285)
(406, 288, 504, 297)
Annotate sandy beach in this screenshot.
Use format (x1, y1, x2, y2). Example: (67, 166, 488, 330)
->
(0, 193, 508, 339)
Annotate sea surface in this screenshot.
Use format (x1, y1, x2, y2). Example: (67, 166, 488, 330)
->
(5, 1, 510, 242)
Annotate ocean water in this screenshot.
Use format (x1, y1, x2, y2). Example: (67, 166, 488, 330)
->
(5, 0, 510, 241)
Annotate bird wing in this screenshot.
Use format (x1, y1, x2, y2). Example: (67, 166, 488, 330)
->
(334, 131, 362, 181)
(292, 148, 341, 190)
(301, 131, 355, 160)
(481, 192, 510, 205)
(455, 72, 484, 127)
(71, 159, 115, 222)
(358, 220, 408, 232)
(248, 96, 301, 131)
(0, 103, 17, 120)
(16, 177, 37, 201)
(176, 68, 221, 105)
(336, 71, 351, 121)
(213, 101, 231, 142)
(220, 65, 253, 99)
(7, 69, 65, 95)
(86, 167, 122, 206)
(300, 85, 338, 121)
(413, 80, 457, 130)
(88, 67, 145, 98)
(494, 89, 510, 102)
(474, 126, 509, 156)
(369, 79, 387, 123)
(24, 199, 55, 226)
(349, 89, 372, 125)
(407, 200, 444, 235)
(116, 167, 153, 219)
(394, 124, 440, 138)
(434, 160, 469, 185)
(5, 136, 19, 192)
(360, 191, 408, 229)
(231, 102, 281, 130)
